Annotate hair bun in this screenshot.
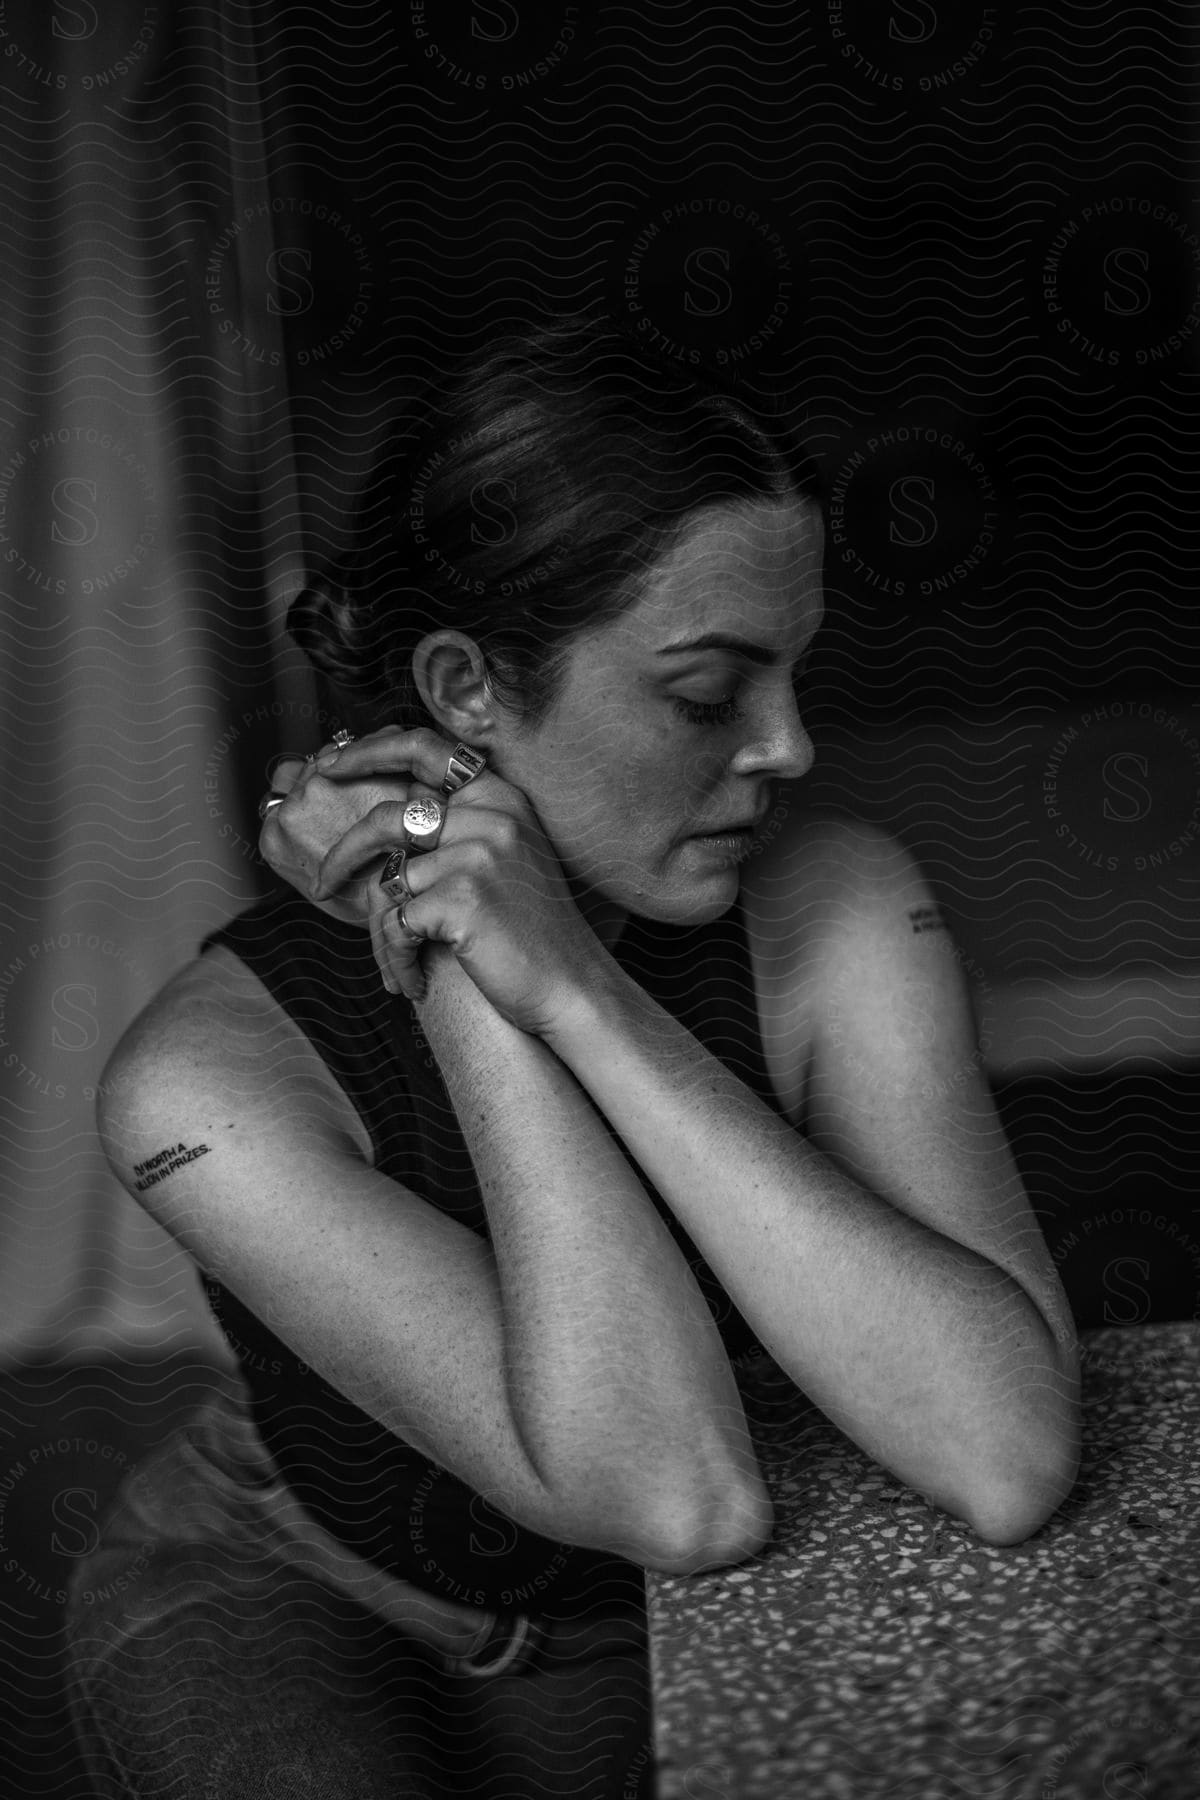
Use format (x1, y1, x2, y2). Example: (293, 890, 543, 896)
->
(286, 573, 389, 701)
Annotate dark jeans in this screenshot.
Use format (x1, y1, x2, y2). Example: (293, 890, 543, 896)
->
(61, 1378, 651, 1799)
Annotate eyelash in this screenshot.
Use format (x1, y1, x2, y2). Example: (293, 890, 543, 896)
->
(673, 695, 744, 727)
(671, 664, 810, 729)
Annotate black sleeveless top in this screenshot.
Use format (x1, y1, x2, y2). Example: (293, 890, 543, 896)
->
(198, 884, 789, 1621)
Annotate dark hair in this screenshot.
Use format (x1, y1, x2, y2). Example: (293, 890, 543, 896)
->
(287, 312, 823, 734)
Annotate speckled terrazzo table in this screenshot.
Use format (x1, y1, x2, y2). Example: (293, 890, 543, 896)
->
(646, 1322, 1200, 1800)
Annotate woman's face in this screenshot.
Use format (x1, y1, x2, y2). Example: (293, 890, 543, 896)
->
(488, 496, 824, 937)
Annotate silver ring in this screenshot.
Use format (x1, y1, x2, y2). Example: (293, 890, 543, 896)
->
(398, 901, 424, 940)
(379, 847, 409, 902)
(331, 729, 355, 750)
(403, 797, 444, 850)
(441, 743, 487, 797)
(258, 793, 287, 820)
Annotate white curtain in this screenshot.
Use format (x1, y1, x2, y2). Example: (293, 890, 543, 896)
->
(0, 0, 314, 1363)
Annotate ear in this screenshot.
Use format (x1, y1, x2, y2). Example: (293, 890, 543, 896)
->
(410, 630, 509, 745)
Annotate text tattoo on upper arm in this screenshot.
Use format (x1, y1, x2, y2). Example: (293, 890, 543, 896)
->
(907, 904, 949, 936)
(133, 1141, 211, 1193)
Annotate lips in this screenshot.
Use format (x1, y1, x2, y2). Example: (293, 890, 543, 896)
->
(693, 809, 769, 836)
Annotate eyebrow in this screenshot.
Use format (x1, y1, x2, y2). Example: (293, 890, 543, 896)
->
(654, 632, 777, 665)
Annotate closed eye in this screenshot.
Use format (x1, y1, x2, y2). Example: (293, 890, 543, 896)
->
(673, 694, 744, 727)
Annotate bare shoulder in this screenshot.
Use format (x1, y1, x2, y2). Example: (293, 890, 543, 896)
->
(740, 810, 909, 1126)
(743, 808, 915, 973)
(97, 942, 375, 1170)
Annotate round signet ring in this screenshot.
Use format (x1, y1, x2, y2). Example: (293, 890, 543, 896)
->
(378, 847, 410, 904)
(402, 797, 445, 852)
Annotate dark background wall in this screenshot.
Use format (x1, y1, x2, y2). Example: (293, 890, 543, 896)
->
(253, 0, 1200, 728)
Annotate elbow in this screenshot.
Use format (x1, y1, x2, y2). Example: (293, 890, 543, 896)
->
(966, 1493, 1064, 1548)
(960, 1334, 1083, 1547)
(961, 1436, 1082, 1548)
(634, 1478, 776, 1575)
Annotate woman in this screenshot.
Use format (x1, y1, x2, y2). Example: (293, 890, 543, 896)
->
(65, 315, 1080, 1799)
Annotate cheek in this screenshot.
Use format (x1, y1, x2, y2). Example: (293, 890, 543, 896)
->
(619, 740, 719, 842)
(677, 737, 732, 812)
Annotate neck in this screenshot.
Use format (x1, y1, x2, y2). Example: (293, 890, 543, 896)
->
(566, 873, 628, 953)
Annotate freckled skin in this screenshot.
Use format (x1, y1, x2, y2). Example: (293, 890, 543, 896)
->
(484, 498, 825, 944)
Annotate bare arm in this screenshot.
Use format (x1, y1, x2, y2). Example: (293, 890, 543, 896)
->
(99, 946, 770, 1574)
(410, 941, 773, 1564)
(541, 824, 1081, 1545)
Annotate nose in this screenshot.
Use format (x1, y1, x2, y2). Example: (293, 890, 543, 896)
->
(733, 686, 816, 784)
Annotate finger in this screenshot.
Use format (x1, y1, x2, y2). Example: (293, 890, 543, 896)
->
(257, 816, 280, 863)
(375, 878, 467, 987)
(407, 779, 445, 808)
(373, 840, 467, 902)
(402, 782, 449, 854)
(316, 724, 446, 780)
(371, 845, 483, 977)
(392, 902, 431, 1002)
(316, 725, 490, 801)
(312, 800, 414, 897)
(314, 787, 470, 897)
(370, 896, 413, 1008)
(367, 881, 424, 1000)
(265, 753, 312, 794)
(377, 845, 412, 905)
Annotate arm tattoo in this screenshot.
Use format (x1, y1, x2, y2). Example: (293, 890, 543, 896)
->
(907, 904, 949, 936)
(133, 1141, 211, 1193)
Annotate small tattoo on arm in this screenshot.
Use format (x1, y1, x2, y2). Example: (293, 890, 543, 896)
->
(907, 904, 949, 936)
(133, 1141, 211, 1193)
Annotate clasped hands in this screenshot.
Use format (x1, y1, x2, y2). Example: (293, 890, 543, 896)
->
(258, 724, 603, 1035)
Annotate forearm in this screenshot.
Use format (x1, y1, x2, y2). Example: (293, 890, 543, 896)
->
(546, 964, 1079, 1542)
(414, 949, 771, 1562)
